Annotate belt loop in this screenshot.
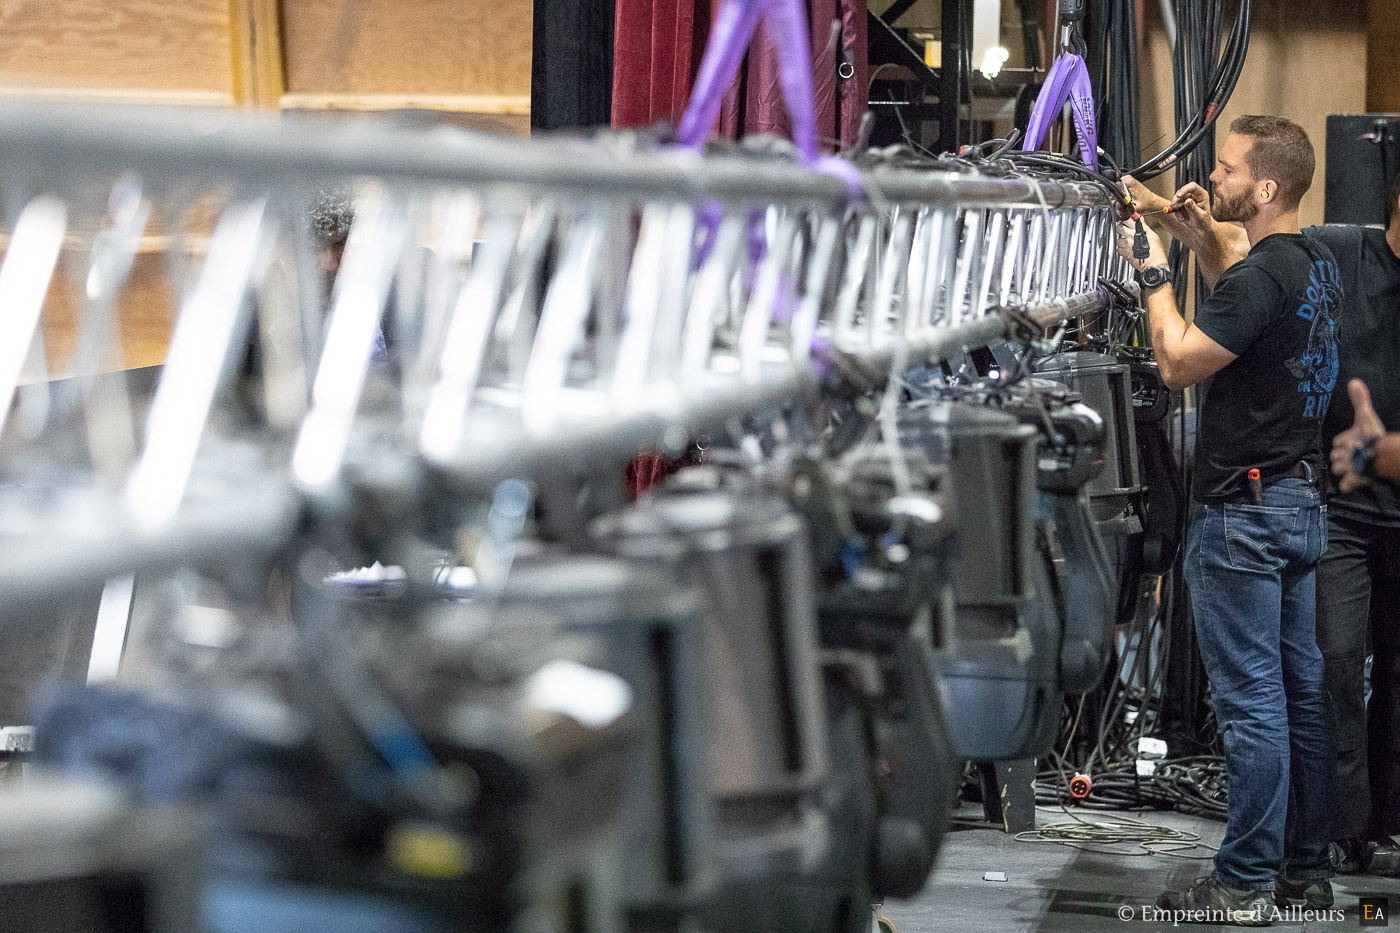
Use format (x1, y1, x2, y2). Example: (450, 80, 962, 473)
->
(1301, 461, 1314, 485)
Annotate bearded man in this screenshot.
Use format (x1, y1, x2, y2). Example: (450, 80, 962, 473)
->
(1117, 115, 1340, 925)
(1135, 123, 1400, 885)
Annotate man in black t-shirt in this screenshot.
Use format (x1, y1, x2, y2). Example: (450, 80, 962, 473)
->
(1117, 115, 1339, 922)
(1300, 195, 1400, 876)
(1132, 145, 1400, 878)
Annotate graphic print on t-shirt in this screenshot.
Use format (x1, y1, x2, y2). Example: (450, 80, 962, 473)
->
(1286, 255, 1342, 420)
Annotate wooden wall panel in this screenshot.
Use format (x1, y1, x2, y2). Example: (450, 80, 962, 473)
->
(0, 0, 235, 103)
(280, 0, 532, 110)
(1366, 0, 1400, 112)
(0, 0, 537, 379)
(34, 251, 174, 381)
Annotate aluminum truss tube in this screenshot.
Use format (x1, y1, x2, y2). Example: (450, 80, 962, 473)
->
(0, 287, 1104, 617)
(428, 291, 1106, 489)
(842, 290, 1107, 381)
(0, 102, 1127, 606)
(0, 482, 299, 622)
(0, 103, 1116, 213)
(0, 197, 67, 439)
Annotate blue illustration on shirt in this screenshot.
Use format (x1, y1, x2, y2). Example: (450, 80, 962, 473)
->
(1287, 257, 1342, 420)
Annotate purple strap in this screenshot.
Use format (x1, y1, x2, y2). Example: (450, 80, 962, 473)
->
(761, 0, 819, 163)
(677, 0, 767, 151)
(678, 0, 821, 165)
(1019, 53, 1099, 173)
(677, 0, 862, 377)
(682, 0, 865, 268)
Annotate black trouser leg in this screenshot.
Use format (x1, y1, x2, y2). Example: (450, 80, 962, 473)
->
(1315, 511, 1374, 842)
(1366, 523, 1400, 839)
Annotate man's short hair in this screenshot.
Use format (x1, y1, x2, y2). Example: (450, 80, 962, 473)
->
(1228, 115, 1315, 211)
(309, 187, 355, 245)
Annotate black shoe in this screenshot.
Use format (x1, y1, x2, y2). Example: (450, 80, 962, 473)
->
(1367, 841, 1400, 877)
(1275, 873, 1333, 909)
(1155, 876, 1273, 926)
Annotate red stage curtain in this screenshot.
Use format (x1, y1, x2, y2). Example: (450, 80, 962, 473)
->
(613, 0, 867, 152)
(612, 0, 714, 129)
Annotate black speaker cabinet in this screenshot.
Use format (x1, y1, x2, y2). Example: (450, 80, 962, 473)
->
(1324, 113, 1400, 225)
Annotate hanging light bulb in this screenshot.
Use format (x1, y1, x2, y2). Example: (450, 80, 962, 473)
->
(971, 0, 1006, 79)
(979, 46, 1011, 80)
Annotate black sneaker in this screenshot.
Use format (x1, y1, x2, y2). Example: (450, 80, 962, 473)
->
(1275, 873, 1333, 909)
(1155, 876, 1273, 926)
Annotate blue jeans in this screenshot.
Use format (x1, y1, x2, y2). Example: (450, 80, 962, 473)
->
(1184, 477, 1335, 890)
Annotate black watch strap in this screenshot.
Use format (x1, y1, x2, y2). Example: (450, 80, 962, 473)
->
(1354, 435, 1380, 479)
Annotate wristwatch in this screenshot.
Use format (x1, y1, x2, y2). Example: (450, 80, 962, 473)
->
(1353, 435, 1379, 480)
(1139, 265, 1171, 290)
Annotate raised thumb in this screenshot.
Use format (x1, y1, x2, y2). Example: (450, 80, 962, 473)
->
(1349, 378, 1384, 431)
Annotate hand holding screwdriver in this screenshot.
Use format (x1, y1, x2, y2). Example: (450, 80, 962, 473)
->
(1137, 199, 1191, 217)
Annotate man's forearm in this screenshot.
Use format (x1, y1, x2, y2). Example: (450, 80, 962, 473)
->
(1185, 227, 1229, 289)
(1189, 221, 1248, 288)
(1144, 284, 1189, 388)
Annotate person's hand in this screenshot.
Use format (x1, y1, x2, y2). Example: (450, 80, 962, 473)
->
(1116, 219, 1169, 272)
(1331, 379, 1388, 492)
(1172, 181, 1210, 212)
(1170, 181, 1215, 235)
(1122, 174, 1166, 213)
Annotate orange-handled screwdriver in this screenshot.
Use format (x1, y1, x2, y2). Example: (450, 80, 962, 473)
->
(1136, 199, 1192, 217)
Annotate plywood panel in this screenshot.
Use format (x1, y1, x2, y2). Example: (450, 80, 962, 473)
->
(283, 100, 531, 136)
(232, 0, 287, 107)
(0, 0, 235, 98)
(1137, 0, 1365, 229)
(37, 251, 174, 379)
(115, 254, 178, 371)
(281, 0, 532, 101)
(1366, 0, 1400, 112)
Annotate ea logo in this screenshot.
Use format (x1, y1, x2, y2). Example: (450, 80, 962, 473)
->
(1361, 896, 1390, 927)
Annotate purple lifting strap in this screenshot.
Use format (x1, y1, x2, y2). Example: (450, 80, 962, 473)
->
(677, 0, 864, 199)
(679, 0, 817, 161)
(676, 0, 861, 365)
(1019, 53, 1099, 173)
(679, 0, 863, 270)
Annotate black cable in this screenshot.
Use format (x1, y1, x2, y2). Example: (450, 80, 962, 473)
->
(1126, 0, 1250, 181)
(1086, 0, 1141, 170)
(1036, 558, 1226, 821)
(1003, 150, 1128, 202)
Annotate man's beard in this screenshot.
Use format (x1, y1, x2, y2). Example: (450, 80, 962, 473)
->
(1212, 187, 1259, 223)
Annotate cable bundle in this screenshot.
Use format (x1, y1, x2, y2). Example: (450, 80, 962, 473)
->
(1128, 0, 1251, 182)
(1032, 592, 1228, 822)
(1037, 758, 1228, 820)
(1088, 0, 1142, 171)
